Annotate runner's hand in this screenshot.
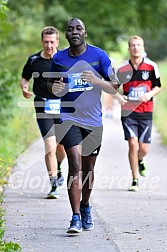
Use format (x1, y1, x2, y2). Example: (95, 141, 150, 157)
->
(81, 71, 98, 84)
(52, 78, 65, 96)
(113, 93, 127, 105)
(22, 86, 33, 99)
(139, 92, 152, 102)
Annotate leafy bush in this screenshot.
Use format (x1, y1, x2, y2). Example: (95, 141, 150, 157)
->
(0, 94, 39, 252)
(154, 59, 167, 144)
(0, 69, 18, 124)
(144, 29, 167, 61)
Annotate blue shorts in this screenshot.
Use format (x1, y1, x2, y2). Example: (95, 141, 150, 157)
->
(121, 117, 152, 143)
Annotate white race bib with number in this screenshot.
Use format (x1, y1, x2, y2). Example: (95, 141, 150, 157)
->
(44, 99, 61, 114)
(128, 86, 147, 101)
(68, 73, 93, 92)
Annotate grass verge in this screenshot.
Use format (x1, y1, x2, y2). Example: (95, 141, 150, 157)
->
(154, 59, 167, 145)
(0, 96, 39, 251)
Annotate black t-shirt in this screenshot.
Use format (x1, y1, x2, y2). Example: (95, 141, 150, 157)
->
(21, 51, 57, 99)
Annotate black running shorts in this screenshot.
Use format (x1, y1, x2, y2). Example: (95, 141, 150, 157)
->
(57, 120, 103, 156)
(34, 96, 62, 138)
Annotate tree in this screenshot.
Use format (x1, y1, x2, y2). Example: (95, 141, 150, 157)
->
(0, 0, 11, 42)
(1, 0, 167, 124)
(6, 0, 167, 53)
(0, 0, 15, 123)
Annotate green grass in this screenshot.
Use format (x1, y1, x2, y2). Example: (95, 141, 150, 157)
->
(0, 97, 40, 187)
(0, 95, 39, 251)
(0, 200, 22, 252)
(154, 59, 167, 145)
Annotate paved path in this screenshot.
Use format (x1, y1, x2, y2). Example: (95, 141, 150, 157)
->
(3, 102, 167, 252)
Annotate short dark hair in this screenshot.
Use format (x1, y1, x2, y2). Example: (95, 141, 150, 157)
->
(41, 26, 59, 40)
(67, 18, 85, 29)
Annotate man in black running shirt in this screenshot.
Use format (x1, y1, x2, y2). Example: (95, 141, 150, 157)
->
(20, 26, 66, 199)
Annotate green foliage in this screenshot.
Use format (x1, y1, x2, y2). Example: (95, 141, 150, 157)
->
(0, 205, 22, 251)
(136, 0, 167, 31)
(144, 29, 167, 61)
(0, 96, 40, 160)
(0, 0, 8, 22)
(0, 96, 39, 251)
(0, 0, 12, 42)
(0, 69, 18, 124)
(0, 207, 5, 240)
(0, 157, 12, 188)
(42, 0, 71, 29)
(0, 241, 22, 252)
(154, 59, 167, 144)
(6, 0, 167, 53)
(60, 0, 136, 50)
(0, 0, 15, 124)
(0, 94, 39, 192)
(49, 0, 167, 53)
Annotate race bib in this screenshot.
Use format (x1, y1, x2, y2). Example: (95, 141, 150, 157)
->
(44, 99, 61, 114)
(68, 73, 93, 92)
(128, 86, 147, 101)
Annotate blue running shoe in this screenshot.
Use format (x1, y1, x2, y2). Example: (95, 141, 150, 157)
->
(80, 205, 94, 231)
(67, 215, 82, 234)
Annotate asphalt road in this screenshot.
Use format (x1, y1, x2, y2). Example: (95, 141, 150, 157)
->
(3, 101, 167, 252)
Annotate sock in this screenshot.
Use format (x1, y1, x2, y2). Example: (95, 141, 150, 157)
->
(80, 201, 89, 208)
(57, 162, 61, 172)
(132, 179, 138, 186)
(57, 162, 62, 178)
(49, 176, 58, 189)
